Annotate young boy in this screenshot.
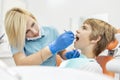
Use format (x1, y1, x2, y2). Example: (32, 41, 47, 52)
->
(60, 18, 117, 73)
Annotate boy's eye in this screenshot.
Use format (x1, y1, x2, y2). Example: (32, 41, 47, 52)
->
(82, 26, 86, 29)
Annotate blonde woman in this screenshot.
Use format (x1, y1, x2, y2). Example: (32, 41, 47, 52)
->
(60, 18, 117, 73)
(4, 8, 75, 66)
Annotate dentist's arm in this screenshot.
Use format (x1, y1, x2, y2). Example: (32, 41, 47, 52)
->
(13, 31, 74, 65)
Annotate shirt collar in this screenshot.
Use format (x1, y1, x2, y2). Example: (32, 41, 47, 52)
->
(41, 27, 45, 37)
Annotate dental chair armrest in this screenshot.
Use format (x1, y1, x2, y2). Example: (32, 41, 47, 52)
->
(106, 58, 120, 73)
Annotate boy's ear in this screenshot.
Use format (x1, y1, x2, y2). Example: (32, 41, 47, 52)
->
(91, 36, 101, 44)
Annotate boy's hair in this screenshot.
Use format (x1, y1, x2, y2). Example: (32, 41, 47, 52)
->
(4, 8, 36, 51)
(84, 18, 117, 56)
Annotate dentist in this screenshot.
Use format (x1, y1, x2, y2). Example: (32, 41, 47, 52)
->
(4, 7, 75, 66)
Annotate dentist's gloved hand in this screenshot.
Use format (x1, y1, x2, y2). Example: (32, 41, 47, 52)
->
(49, 31, 74, 54)
(65, 50, 80, 59)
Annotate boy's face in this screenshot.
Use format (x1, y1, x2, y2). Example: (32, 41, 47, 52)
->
(26, 16, 39, 38)
(74, 23, 92, 50)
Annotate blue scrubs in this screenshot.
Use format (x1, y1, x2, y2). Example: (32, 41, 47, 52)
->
(11, 26, 59, 66)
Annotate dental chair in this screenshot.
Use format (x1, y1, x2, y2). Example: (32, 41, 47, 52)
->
(96, 37, 119, 78)
(96, 56, 115, 77)
(106, 31, 120, 80)
(106, 56, 120, 80)
(98, 29, 120, 80)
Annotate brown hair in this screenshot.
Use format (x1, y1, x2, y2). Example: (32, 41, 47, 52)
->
(84, 18, 117, 56)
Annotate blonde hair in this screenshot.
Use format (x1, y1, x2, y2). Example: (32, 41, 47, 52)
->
(84, 18, 117, 56)
(4, 8, 36, 51)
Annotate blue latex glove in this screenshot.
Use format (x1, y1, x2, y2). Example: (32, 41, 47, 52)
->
(49, 31, 74, 54)
(65, 50, 80, 59)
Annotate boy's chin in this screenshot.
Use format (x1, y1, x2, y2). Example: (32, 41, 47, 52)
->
(74, 40, 78, 44)
(74, 43, 78, 48)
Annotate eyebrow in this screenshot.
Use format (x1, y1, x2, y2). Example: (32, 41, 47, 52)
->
(82, 25, 86, 28)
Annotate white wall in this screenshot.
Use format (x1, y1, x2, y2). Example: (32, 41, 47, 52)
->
(0, 0, 1, 16)
(23, 0, 120, 33)
(2, 0, 120, 33)
(0, 0, 3, 35)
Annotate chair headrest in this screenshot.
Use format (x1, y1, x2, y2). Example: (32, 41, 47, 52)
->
(106, 29, 120, 50)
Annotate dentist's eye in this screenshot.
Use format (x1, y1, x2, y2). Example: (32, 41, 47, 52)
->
(26, 30, 30, 34)
(31, 23, 35, 27)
